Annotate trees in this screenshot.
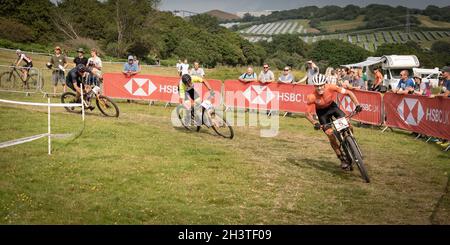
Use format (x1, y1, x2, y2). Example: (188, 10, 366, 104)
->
(309, 40, 371, 69)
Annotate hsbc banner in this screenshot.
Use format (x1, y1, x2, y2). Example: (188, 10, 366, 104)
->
(384, 93, 450, 140)
(103, 73, 222, 106)
(223, 80, 314, 113)
(337, 90, 383, 125)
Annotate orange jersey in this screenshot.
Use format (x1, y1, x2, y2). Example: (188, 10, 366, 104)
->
(306, 84, 349, 113)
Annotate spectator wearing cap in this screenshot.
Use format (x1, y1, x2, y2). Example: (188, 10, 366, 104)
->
(48, 46, 68, 96)
(394, 70, 415, 95)
(74, 48, 88, 67)
(123, 55, 139, 77)
(238, 66, 257, 83)
(436, 66, 450, 98)
(413, 74, 431, 97)
(299, 60, 319, 85)
(258, 63, 275, 83)
(278, 66, 295, 83)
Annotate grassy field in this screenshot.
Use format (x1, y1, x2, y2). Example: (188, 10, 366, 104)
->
(0, 51, 449, 224)
(418, 15, 450, 29)
(319, 15, 366, 33)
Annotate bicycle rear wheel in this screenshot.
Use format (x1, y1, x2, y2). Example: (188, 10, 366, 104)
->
(345, 136, 370, 183)
(176, 104, 199, 131)
(96, 95, 119, 117)
(0, 71, 17, 89)
(61, 92, 82, 113)
(210, 112, 234, 139)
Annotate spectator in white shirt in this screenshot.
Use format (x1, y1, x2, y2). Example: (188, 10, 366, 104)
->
(259, 63, 275, 83)
(180, 59, 190, 75)
(190, 61, 205, 77)
(278, 66, 295, 83)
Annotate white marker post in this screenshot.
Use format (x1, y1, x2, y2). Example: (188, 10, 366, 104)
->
(48, 97, 51, 155)
(80, 84, 85, 121)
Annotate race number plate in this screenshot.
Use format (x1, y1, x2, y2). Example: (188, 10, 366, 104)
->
(201, 100, 214, 110)
(333, 117, 349, 131)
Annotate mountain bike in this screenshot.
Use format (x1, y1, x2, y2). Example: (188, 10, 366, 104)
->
(324, 110, 370, 183)
(176, 94, 234, 139)
(61, 85, 119, 117)
(0, 64, 42, 90)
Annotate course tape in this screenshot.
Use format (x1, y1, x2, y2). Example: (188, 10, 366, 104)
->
(0, 99, 81, 108)
(0, 133, 47, 148)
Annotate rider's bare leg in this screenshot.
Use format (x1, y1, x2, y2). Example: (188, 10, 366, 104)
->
(325, 128, 342, 158)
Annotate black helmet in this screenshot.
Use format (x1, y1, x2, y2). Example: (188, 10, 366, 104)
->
(46, 62, 53, 69)
(76, 64, 86, 73)
(181, 74, 191, 85)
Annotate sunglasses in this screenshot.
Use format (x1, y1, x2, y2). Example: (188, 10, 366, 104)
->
(284, 69, 289, 71)
(263, 66, 269, 69)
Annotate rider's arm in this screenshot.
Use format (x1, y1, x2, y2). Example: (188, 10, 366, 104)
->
(305, 95, 318, 125)
(16, 55, 23, 67)
(178, 81, 186, 104)
(202, 78, 212, 91)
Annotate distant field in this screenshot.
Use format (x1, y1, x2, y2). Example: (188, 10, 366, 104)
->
(418, 15, 450, 28)
(318, 15, 366, 32)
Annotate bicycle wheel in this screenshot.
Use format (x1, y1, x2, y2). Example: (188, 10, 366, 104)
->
(176, 104, 199, 131)
(96, 95, 119, 117)
(0, 71, 17, 89)
(27, 73, 40, 90)
(344, 136, 370, 183)
(61, 92, 82, 113)
(210, 111, 234, 139)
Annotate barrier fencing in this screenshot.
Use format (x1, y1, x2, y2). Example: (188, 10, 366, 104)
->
(0, 85, 86, 154)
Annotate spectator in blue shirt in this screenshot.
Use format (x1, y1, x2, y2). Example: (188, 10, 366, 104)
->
(394, 70, 415, 94)
(238, 67, 257, 83)
(122, 55, 139, 77)
(436, 66, 450, 98)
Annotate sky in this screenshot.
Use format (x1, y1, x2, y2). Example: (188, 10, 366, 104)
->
(159, 0, 449, 14)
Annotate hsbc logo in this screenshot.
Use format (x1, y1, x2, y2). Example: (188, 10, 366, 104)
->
(124, 78, 157, 96)
(242, 85, 275, 105)
(397, 98, 424, 126)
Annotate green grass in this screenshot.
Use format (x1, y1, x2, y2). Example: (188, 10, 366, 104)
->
(417, 15, 450, 29)
(0, 51, 449, 224)
(319, 16, 366, 33)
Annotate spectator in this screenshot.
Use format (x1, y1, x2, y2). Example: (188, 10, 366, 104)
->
(393, 70, 415, 94)
(299, 60, 319, 84)
(190, 61, 205, 77)
(180, 59, 190, 76)
(413, 75, 431, 97)
(278, 66, 294, 83)
(435, 66, 450, 98)
(133, 56, 141, 73)
(73, 48, 88, 67)
(258, 63, 275, 83)
(327, 69, 338, 84)
(370, 67, 384, 92)
(48, 46, 68, 96)
(350, 73, 366, 90)
(87, 48, 102, 82)
(122, 55, 139, 77)
(176, 59, 182, 76)
(238, 67, 257, 83)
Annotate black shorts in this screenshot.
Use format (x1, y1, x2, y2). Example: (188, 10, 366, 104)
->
(186, 88, 200, 101)
(66, 81, 82, 92)
(316, 102, 346, 130)
(23, 62, 33, 70)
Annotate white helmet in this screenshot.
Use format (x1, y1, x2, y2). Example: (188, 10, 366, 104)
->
(312, 74, 327, 86)
(16, 49, 22, 54)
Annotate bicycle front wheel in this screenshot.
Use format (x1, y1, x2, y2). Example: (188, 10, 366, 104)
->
(210, 112, 234, 139)
(0, 71, 17, 89)
(61, 92, 82, 113)
(27, 73, 41, 90)
(176, 104, 199, 131)
(96, 95, 119, 117)
(345, 136, 370, 183)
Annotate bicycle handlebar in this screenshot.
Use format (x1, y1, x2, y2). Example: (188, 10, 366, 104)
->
(321, 110, 360, 128)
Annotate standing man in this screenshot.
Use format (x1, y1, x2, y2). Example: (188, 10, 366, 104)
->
(299, 60, 319, 84)
(180, 59, 190, 76)
(74, 48, 88, 67)
(436, 66, 450, 98)
(190, 61, 205, 77)
(87, 48, 103, 86)
(48, 46, 68, 96)
(123, 55, 139, 77)
(258, 63, 275, 83)
(370, 67, 383, 91)
(393, 70, 415, 94)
